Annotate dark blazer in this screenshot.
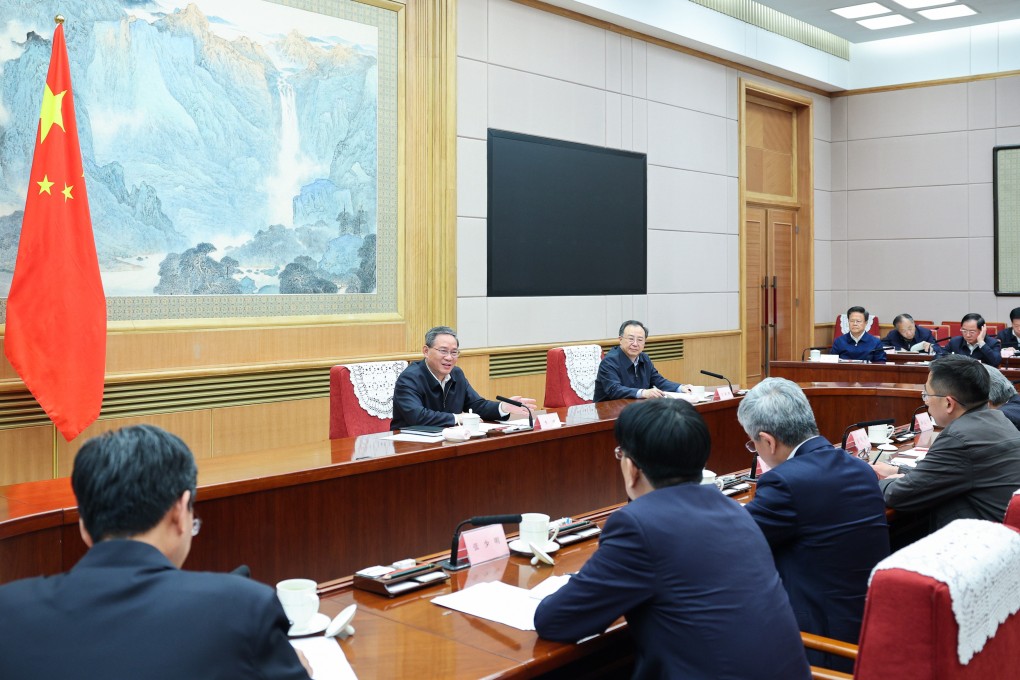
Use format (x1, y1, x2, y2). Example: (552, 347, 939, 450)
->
(594, 346, 681, 402)
(1000, 394, 1020, 431)
(884, 326, 945, 354)
(831, 332, 886, 362)
(880, 406, 1020, 532)
(0, 540, 309, 680)
(745, 436, 890, 671)
(391, 359, 503, 429)
(946, 336, 1002, 366)
(535, 483, 811, 680)
(997, 327, 1020, 351)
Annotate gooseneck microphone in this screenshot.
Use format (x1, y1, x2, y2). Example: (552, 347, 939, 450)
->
(496, 395, 534, 431)
(440, 514, 523, 571)
(840, 418, 895, 451)
(700, 370, 734, 395)
(909, 404, 930, 433)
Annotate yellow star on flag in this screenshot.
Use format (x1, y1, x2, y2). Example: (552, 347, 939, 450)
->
(39, 84, 67, 143)
(62, 184, 74, 201)
(37, 175, 54, 195)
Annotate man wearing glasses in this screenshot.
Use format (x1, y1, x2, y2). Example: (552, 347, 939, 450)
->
(0, 425, 312, 680)
(391, 325, 535, 430)
(594, 320, 692, 402)
(874, 355, 1020, 544)
(946, 313, 1002, 366)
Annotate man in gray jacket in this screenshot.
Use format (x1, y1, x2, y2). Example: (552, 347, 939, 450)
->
(875, 355, 1020, 545)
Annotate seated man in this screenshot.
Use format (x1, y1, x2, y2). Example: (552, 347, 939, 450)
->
(594, 320, 691, 401)
(946, 313, 1002, 366)
(875, 355, 1020, 541)
(831, 306, 886, 362)
(737, 378, 890, 672)
(0, 425, 312, 680)
(534, 400, 810, 680)
(997, 306, 1020, 357)
(984, 363, 1020, 431)
(884, 313, 945, 354)
(391, 325, 534, 429)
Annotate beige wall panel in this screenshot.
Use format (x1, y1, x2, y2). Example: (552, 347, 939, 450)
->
(491, 374, 547, 409)
(103, 324, 409, 376)
(682, 335, 742, 386)
(211, 398, 329, 458)
(56, 411, 213, 479)
(0, 426, 54, 485)
(456, 355, 491, 397)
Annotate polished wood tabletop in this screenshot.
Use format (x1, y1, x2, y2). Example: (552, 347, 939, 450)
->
(772, 359, 1020, 386)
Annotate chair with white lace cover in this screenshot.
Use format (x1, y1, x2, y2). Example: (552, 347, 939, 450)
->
(803, 519, 1020, 679)
(329, 360, 408, 439)
(544, 345, 602, 408)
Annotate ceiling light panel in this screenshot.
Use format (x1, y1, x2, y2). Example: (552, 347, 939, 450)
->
(832, 3, 892, 19)
(918, 5, 977, 20)
(858, 14, 915, 28)
(890, 0, 954, 9)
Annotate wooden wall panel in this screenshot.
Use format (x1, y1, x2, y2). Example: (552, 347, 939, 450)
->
(55, 411, 213, 479)
(491, 374, 547, 408)
(0, 427, 53, 484)
(681, 334, 742, 387)
(211, 397, 329, 457)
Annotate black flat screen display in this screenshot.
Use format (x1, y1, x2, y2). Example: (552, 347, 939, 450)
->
(487, 130, 647, 297)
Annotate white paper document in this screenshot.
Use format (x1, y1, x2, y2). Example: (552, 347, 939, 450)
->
(290, 637, 358, 680)
(528, 574, 572, 600)
(432, 579, 569, 631)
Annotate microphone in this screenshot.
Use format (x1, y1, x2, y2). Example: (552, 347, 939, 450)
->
(496, 395, 533, 431)
(840, 418, 894, 451)
(700, 370, 734, 395)
(909, 404, 929, 434)
(440, 514, 523, 571)
(801, 346, 831, 360)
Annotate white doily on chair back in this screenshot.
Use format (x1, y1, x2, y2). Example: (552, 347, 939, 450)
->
(561, 344, 601, 401)
(839, 313, 876, 334)
(870, 519, 1020, 665)
(345, 361, 408, 420)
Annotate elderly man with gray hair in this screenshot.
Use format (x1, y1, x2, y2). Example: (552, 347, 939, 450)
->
(738, 378, 890, 672)
(984, 364, 1020, 431)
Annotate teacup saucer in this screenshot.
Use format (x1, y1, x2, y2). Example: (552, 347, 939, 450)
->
(868, 438, 891, 446)
(509, 539, 559, 555)
(288, 612, 330, 637)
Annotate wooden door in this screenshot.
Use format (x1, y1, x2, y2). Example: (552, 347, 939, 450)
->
(744, 207, 797, 385)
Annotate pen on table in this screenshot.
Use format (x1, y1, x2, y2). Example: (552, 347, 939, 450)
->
(381, 563, 435, 580)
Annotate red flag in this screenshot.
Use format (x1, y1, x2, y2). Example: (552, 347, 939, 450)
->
(4, 21, 106, 441)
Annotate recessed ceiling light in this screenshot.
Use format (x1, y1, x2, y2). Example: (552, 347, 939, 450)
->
(832, 3, 891, 19)
(890, 0, 953, 9)
(857, 14, 915, 29)
(918, 4, 977, 20)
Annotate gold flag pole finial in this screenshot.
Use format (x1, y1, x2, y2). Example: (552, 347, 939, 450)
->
(55, 15, 65, 25)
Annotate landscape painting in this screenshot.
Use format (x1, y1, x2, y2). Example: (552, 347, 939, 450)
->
(0, 0, 398, 320)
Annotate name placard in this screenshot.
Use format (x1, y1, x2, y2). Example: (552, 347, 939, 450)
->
(849, 428, 871, 454)
(536, 413, 562, 430)
(460, 525, 510, 566)
(914, 412, 934, 432)
(713, 386, 734, 401)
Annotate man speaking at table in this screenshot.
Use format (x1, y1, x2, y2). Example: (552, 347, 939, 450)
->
(534, 399, 810, 679)
(0, 425, 311, 680)
(738, 378, 890, 672)
(391, 326, 535, 429)
(594, 320, 691, 401)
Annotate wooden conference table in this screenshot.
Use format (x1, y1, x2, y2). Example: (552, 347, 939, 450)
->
(0, 385, 924, 586)
(772, 359, 1020, 385)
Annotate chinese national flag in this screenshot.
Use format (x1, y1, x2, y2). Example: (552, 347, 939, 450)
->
(4, 22, 106, 441)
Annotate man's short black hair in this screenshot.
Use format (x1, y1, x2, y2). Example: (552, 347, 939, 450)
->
(847, 306, 867, 318)
(614, 400, 709, 488)
(928, 354, 990, 410)
(961, 313, 985, 329)
(1010, 307, 1020, 322)
(618, 320, 649, 338)
(71, 425, 198, 543)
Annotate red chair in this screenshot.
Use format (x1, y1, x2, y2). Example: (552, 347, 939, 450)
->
(942, 321, 962, 337)
(329, 361, 408, 439)
(833, 314, 881, 343)
(804, 520, 1020, 679)
(986, 323, 1002, 335)
(918, 324, 949, 341)
(1005, 491, 1020, 529)
(544, 345, 603, 408)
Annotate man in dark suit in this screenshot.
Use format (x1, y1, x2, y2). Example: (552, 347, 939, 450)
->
(884, 313, 945, 354)
(534, 399, 810, 680)
(875, 355, 1020, 540)
(738, 378, 890, 672)
(831, 305, 886, 362)
(946, 313, 1002, 366)
(985, 363, 1020, 431)
(0, 425, 312, 680)
(391, 326, 534, 429)
(997, 307, 1020, 357)
(594, 320, 691, 401)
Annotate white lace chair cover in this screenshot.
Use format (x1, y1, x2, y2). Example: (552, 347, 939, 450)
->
(345, 360, 408, 420)
(839, 313, 876, 334)
(561, 344, 601, 401)
(870, 519, 1020, 664)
